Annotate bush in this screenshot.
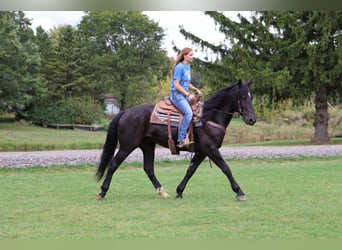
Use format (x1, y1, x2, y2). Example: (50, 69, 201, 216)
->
(26, 97, 105, 125)
(253, 99, 342, 138)
(329, 104, 342, 137)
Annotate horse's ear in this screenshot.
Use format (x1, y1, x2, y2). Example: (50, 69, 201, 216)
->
(238, 79, 242, 88)
(247, 80, 252, 87)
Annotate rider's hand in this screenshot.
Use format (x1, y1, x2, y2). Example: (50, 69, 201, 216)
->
(194, 89, 202, 96)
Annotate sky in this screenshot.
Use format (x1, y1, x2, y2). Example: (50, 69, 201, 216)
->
(24, 11, 247, 59)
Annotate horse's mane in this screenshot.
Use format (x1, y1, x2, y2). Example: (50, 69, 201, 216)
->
(202, 82, 248, 121)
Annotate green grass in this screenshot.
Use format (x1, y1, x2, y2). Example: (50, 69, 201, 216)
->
(1, 157, 341, 239)
(1, 120, 341, 152)
(0, 122, 105, 151)
(229, 138, 342, 147)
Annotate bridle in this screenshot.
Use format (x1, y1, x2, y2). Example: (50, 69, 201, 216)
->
(211, 95, 244, 118)
(200, 88, 252, 133)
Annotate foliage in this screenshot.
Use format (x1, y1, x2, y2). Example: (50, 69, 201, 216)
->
(1, 11, 170, 124)
(328, 103, 342, 137)
(0, 11, 44, 114)
(77, 11, 171, 109)
(26, 96, 104, 125)
(42, 25, 92, 101)
(192, 11, 342, 102)
(179, 11, 342, 142)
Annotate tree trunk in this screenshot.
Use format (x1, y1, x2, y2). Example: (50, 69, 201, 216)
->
(312, 86, 330, 143)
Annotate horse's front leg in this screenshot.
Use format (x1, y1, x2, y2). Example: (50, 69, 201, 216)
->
(208, 149, 246, 201)
(175, 153, 206, 199)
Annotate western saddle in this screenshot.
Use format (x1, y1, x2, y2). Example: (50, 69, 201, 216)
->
(150, 94, 203, 154)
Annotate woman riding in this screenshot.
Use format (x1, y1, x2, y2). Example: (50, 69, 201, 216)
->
(169, 47, 202, 148)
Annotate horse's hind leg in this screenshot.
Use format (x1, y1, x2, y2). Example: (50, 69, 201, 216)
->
(175, 153, 206, 199)
(140, 141, 170, 198)
(97, 149, 132, 200)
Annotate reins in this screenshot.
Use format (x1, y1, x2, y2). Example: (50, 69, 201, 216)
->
(211, 109, 236, 116)
(211, 97, 245, 118)
(212, 108, 246, 120)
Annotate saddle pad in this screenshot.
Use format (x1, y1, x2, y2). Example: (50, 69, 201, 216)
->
(150, 96, 203, 127)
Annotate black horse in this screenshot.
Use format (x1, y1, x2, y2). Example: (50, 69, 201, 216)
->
(95, 80, 256, 201)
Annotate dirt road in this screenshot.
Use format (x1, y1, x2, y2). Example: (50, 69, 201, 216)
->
(1, 144, 341, 168)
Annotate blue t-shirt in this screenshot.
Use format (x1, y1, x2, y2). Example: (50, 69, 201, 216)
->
(170, 63, 191, 91)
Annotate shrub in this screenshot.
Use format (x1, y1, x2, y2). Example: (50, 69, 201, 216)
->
(329, 104, 342, 137)
(26, 97, 105, 125)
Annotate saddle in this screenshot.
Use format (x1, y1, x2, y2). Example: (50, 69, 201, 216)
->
(150, 94, 203, 154)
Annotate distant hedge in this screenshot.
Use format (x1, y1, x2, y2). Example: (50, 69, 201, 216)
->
(26, 97, 105, 125)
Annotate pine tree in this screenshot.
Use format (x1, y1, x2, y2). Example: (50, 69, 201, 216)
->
(180, 11, 342, 142)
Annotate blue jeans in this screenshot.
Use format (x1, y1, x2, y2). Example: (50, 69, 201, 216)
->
(170, 90, 193, 142)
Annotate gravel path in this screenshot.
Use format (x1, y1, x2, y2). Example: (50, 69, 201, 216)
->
(0, 144, 341, 168)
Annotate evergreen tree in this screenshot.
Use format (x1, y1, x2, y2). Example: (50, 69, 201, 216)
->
(180, 11, 342, 142)
(43, 25, 92, 101)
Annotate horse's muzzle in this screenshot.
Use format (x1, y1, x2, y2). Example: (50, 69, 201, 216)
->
(244, 115, 256, 125)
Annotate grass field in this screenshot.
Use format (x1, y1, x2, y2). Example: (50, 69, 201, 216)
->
(0, 122, 105, 151)
(1, 120, 342, 152)
(0, 157, 341, 239)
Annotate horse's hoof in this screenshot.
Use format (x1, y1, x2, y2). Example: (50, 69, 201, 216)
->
(157, 187, 170, 199)
(96, 193, 104, 200)
(236, 195, 247, 201)
(174, 193, 183, 199)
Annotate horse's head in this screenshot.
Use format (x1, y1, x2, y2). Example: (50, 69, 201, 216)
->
(236, 80, 257, 126)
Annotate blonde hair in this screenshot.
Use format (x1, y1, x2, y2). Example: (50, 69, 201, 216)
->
(171, 47, 193, 79)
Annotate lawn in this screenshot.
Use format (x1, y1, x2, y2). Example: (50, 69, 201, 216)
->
(1, 121, 341, 152)
(0, 157, 341, 239)
(0, 122, 105, 151)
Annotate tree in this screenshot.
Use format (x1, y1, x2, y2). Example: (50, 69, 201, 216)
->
(42, 25, 92, 101)
(0, 11, 43, 116)
(27, 23, 104, 125)
(77, 11, 170, 110)
(180, 11, 342, 142)
(256, 11, 342, 142)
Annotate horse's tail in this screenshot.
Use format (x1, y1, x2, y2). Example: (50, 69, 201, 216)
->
(95, 111, 124, 181)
